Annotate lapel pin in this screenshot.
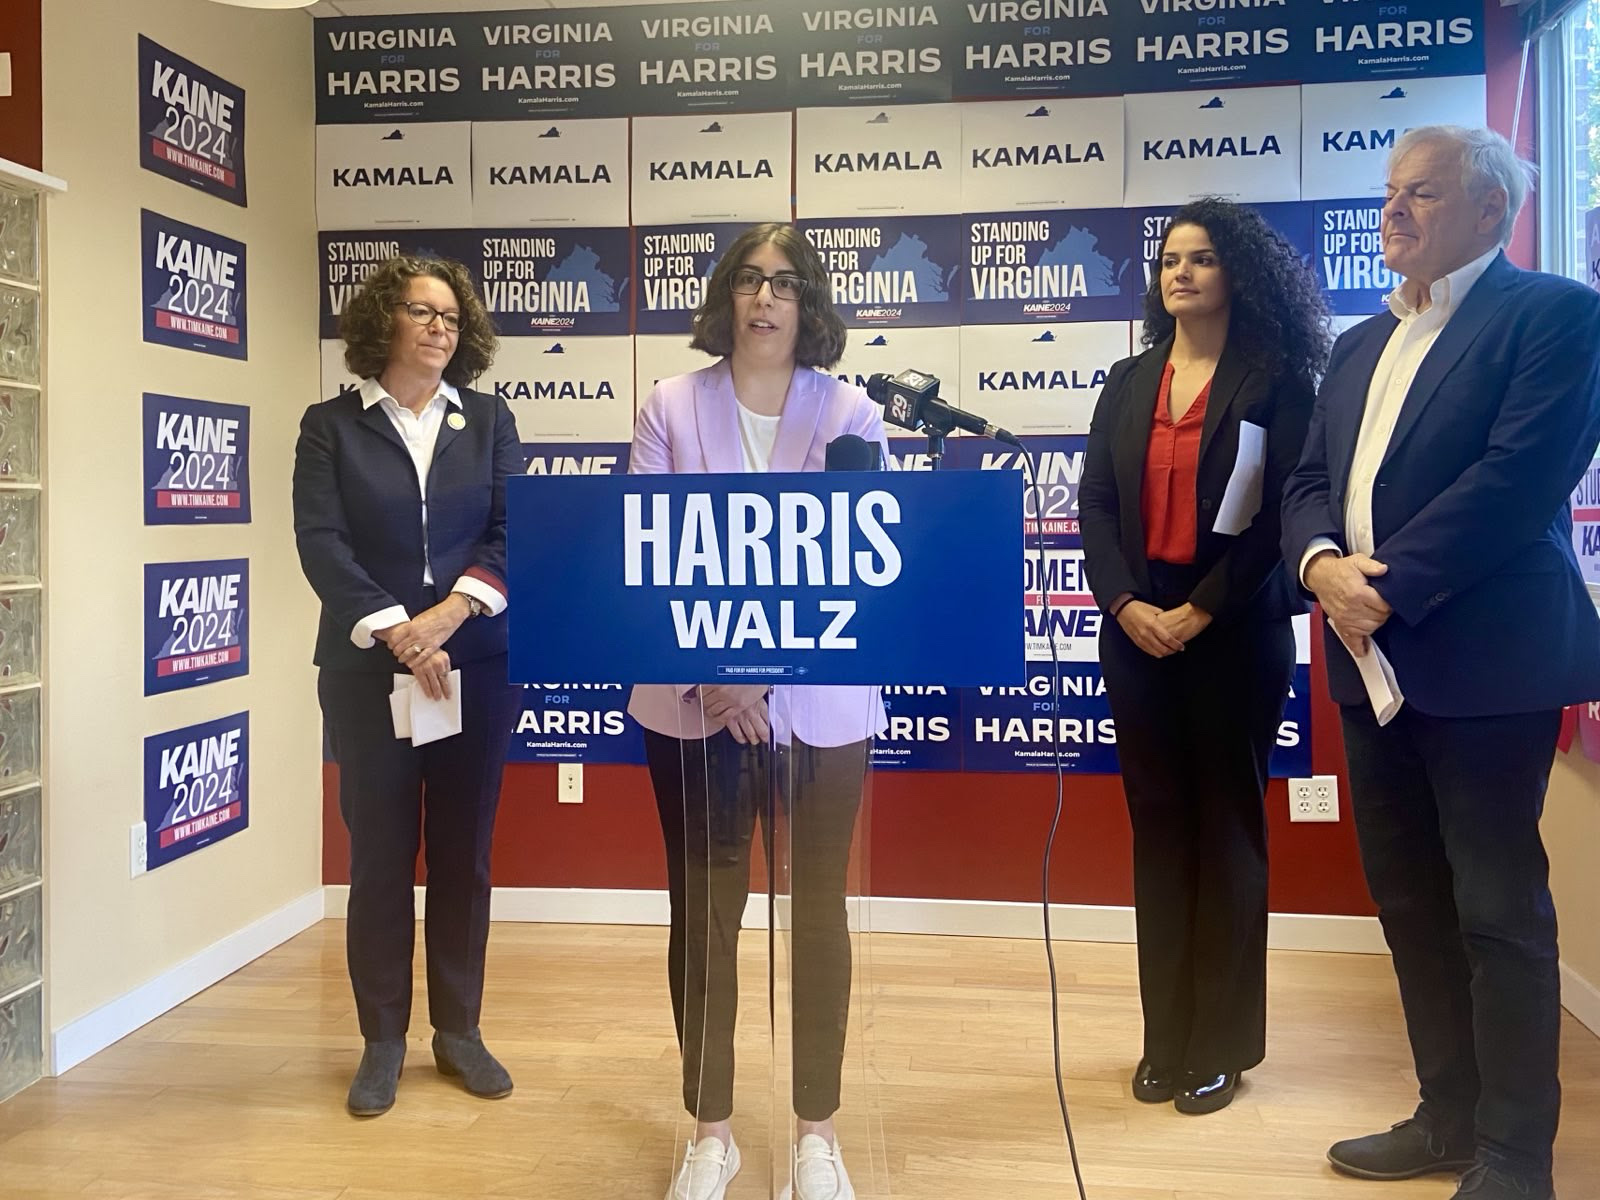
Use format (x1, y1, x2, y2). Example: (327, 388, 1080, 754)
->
(447, 412, 466, 430)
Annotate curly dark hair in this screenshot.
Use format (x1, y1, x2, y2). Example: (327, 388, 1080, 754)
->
(689, 223, 847, 369)
(1142, 198, 1333, 385)
(339, 255, 497, 387)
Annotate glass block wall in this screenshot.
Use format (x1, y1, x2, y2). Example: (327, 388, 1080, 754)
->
(0, 175, 45, 1102)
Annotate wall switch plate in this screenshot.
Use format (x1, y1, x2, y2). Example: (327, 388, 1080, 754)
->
(1289, 776, 1340, 823)
(130, 821, 148, 877)
(558, 763, 583, 804)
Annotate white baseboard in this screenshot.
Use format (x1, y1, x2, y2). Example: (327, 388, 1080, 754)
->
(321, 884, 1387, 951)
(51, 888, 325, 1076)
(1561, 962, 1600, 1037)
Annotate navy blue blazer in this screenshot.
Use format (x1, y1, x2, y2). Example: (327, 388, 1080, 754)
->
(293, 386, 524, 673)
(1281, 253, 1600, 717)
(1081, 340, 1313, 626)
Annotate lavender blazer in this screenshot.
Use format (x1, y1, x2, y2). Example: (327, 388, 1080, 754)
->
(625, 359, 889, 749)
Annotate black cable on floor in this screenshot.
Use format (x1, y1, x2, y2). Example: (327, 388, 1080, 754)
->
(1019, 446, 1090, 1200)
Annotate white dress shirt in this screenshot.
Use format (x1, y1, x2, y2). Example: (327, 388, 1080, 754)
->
(350, 377, 507, 649)
(1300, 245, 1501, 719)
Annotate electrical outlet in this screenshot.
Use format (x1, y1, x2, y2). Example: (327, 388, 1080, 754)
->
(1288, 776, 1340, 823)
(130, 821, 148, 877)
(558, 762, 583, 804)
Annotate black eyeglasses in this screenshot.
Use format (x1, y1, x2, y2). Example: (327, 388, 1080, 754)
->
(395, 301, 462, 332)
(729, 267, 807, 302)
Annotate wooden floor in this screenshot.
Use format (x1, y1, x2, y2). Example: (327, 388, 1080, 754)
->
(1, 921, 1596, 1199)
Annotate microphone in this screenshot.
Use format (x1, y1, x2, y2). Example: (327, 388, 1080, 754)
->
(865, 369, 1020, 445)
(824, 433, 884, 471)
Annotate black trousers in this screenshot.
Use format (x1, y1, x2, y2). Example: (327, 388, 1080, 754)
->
(643, 728, 868, 1123)
(1341, 702, 1562, 1182)
(1099, 582, 1295, 1076)
(319, 655, 520, 1042)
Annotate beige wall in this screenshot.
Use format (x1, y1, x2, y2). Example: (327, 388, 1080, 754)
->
(1548, 750, 1600, 1000)
(41, 0, 320, 1034)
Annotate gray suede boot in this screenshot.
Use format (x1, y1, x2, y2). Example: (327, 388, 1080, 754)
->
(431, 1028, 513, 1099)
(347, 1037, 405, 1116)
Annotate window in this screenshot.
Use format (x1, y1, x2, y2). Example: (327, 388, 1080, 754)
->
(1537, 0, 1599, 281)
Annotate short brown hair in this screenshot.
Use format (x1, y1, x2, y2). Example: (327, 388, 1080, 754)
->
(689, 223, 847, 369)
(339, 255, 497, 387)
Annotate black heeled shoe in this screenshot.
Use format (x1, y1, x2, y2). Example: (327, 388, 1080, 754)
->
(1174, 1070, 1240, 1115)
(1131, 1057, 1179, 1103)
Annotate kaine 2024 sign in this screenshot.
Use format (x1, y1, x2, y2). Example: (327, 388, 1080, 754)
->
(144, 559, 249, 695)
(143, 713, 250, 871)
(508, 471, 1024, 686)
(143, 394, 251, 524)
(141, 211, 247, 360)
(138, 36, 247, 206)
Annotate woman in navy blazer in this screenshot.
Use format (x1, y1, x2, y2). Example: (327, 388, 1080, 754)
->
(630, 223, 887, 1200)
(1080, 200, 1329, 1115)
(293, 256, 523, 1117)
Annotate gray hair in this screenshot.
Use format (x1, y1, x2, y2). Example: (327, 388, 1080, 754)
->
(1389, 125, 1537, 247)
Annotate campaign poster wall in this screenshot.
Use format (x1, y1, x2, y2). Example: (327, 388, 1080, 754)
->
(142, 394, 251, 524)
(141, 210, 247, 360)
(138, 36, 247, 206)
(313, 0, 1493, 773)
(144, 559, 249, 696)
(144, 713, 250, 870)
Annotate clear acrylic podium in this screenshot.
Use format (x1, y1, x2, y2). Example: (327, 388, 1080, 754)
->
(507, 469, 1022, 1198)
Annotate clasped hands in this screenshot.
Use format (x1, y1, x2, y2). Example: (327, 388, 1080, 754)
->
(690, 683, 772, 745)
(1115, 599, 1213, 658)
(1304, 551, 1392, 657)
(376, 594, 472, 701)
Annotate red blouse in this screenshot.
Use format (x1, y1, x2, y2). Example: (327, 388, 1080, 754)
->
(1142, 361, 1212, 565)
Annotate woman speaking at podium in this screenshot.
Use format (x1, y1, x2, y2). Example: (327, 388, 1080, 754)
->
(628, 222, 887, 1200)
(1080, 199, 1330, 1115)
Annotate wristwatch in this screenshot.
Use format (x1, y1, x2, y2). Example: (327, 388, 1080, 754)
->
(460, 594, 484, 618)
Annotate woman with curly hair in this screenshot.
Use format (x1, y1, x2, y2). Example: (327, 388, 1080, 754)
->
(1079, 198, 1332, 1115)
(628, 222, 886, 1200)
(293, 255, 523, 1116)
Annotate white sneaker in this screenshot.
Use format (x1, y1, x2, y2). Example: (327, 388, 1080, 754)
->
(779, 1134, 855, 1200)
(666, 1136, 741, 1200)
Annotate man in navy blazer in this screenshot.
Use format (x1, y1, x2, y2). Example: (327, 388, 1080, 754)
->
(1282, 127, 1600, 1200)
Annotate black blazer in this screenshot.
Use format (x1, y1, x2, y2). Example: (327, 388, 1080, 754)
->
(1080, 340, 1313, 625)
(1282, 253, 1600, 717)
(293, 386, 524, 672)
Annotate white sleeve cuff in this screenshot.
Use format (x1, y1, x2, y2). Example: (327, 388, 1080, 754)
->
(451, 575, 507, 617)
(352, 605, 409, 650)
(1299, 538, 1341, 588)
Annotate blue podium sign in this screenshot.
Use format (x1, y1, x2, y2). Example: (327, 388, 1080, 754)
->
(508, 471, 1024, 687)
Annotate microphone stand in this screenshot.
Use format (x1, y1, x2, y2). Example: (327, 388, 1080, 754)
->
(920, 412, 959, 470)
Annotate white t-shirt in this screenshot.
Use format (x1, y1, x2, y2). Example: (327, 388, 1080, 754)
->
(736, 401, 781, 473)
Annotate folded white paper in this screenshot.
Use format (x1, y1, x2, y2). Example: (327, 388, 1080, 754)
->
(1214, 420, 1266, 536)
(1331, 621, 1405, 726)
(389, 671, 464, 745)
(409, 669, 463, 746)
(390, 674, 413, 739)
